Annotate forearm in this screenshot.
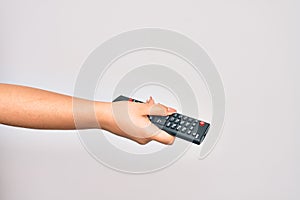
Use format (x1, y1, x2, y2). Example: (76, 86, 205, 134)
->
(0, 83, 176, 144)
(0, 84, 109, 130)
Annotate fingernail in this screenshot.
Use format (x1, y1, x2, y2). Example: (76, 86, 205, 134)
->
(167, 107, 176, 113)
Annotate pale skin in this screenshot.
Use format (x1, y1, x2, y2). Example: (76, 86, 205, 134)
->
(0, 83, 176, 145)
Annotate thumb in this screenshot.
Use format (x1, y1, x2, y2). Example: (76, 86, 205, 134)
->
(148, 103, 177, 116)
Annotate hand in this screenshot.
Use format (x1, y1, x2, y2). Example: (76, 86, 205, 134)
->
(98, 97, 177, 145)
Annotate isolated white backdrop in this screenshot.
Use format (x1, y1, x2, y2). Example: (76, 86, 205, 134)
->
(0, 0, 299, 200)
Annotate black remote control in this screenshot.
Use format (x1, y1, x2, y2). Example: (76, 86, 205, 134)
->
(113, 95, 210, 145)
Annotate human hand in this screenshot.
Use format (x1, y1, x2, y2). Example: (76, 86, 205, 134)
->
(98, 97, 177, 145)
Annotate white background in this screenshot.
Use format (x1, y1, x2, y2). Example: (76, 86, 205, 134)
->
(0, 0, 299, 199)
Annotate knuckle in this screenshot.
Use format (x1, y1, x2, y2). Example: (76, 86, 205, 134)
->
(137, 139, 150, 145)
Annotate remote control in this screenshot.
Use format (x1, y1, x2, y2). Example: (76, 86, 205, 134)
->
(113, 95, 210, 145)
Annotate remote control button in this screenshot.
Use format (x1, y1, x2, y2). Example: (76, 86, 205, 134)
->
(148, 116, 153, 121)
(189, 126, 194, 130)
(165, 116, 169, 120)
(176, 125, 182, 131)
(173, 113, 178, 117)
(183, 116, 188, 120)
(178, 115, 182, 119)
(175, 119, 180, 123)
(171, 124, 177, 129)
(188, 118, 193, 122)
(166, 122, 171, 127)
(180, 121, 185, 125)
(187, 130, 191, 135)
(192, 122, 196, 126)
(185, 122, 190, 127)
(195, 134, 199, 139)
(169, 117, 175, 122)
(181, 127, 187, 133)
(192, 132, 197, 136)
(155, 118, 166, 126)
(199, 121, 205, 127)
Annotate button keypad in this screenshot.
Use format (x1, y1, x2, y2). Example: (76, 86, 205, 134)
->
(153, 113, 201, 139)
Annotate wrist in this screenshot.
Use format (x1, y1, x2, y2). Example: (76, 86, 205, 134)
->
(95, 101, 113, 130)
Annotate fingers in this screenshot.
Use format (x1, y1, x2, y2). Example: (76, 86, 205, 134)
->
(151, 130, 175, 145)
(144, 96, 176, 116)
(147, 96, 155, 105)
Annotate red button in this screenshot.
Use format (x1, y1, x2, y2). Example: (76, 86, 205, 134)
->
(199, 121, 205, 127)
(129, 98, 133, 102)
